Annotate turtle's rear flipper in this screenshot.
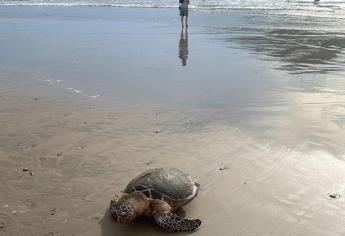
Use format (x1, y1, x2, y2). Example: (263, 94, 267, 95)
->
(153, 211, 202, 232)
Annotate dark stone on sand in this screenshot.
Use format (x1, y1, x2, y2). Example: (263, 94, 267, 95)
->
(22, 167, 29, 172)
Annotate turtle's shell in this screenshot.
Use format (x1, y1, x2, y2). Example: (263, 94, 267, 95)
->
(124, 168, 198, 204)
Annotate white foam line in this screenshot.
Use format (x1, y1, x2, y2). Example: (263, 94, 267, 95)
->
(44, 79, 62, 83)
(67, 88, 102, 99)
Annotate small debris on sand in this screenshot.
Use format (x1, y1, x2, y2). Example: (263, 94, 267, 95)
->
(219, 165, 226, 171)
(30, 172, 34, 176)
(50, 208, 56, 216)
(328, 192, 341, 199)
(154, 129, 161, 134)
(22, 168, 29, 172)
(0, 221, 5, 229)
(145, 160, 153, 165)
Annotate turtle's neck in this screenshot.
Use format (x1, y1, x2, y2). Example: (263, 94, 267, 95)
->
(126, 191, 150, 217)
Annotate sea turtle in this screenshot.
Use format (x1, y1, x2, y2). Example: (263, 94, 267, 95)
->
(110, 167, 201, 232)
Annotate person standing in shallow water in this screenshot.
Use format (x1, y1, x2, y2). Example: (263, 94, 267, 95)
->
(179, 0, 189, 28)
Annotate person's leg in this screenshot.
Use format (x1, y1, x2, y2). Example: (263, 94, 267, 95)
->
(180, 7, 183, 27)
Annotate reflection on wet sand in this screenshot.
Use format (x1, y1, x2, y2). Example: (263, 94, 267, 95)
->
(179, 28, 189, 66)
(227, 29, 345, 74)
(198, 14, 345, 157)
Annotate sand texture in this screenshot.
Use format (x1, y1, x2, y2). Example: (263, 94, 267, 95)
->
(0, 92, 345, 236)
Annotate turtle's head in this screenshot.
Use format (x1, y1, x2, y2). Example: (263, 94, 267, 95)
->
(110, 199, 136, 223)
(110, 192, 148, 224)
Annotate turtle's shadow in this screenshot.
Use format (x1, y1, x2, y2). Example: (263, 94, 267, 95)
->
(100, 208, 196, 236)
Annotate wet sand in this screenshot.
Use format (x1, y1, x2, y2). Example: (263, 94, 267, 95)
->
(1, 6, 345, 236)
(2, 86, 345, 236)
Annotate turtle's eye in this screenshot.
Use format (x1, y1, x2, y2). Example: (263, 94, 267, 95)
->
(112, 202, 135, 224)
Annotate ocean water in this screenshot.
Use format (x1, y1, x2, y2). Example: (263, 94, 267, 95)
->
(1, 0, 345, 17)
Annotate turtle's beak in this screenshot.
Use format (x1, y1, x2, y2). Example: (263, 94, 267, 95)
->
(110, 199, 117, 217)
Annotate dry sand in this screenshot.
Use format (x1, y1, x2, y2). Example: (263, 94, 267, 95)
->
(1, 89, 345, 236)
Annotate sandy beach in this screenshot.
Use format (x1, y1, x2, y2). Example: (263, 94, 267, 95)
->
(1, 6, 345, 236)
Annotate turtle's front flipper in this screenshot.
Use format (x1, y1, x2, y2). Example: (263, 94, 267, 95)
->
(153, 211, 202, 232)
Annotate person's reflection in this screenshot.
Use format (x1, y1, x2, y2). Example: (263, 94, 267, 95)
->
(179, 28, 189, 66)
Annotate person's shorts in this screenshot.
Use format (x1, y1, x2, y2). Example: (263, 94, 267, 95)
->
(179, 7, 188, 16)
